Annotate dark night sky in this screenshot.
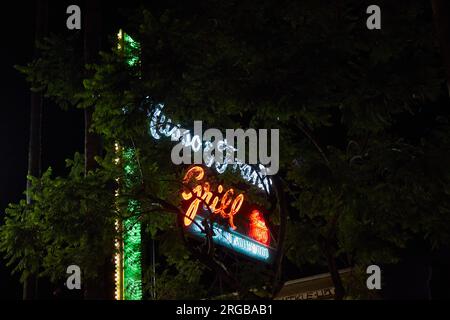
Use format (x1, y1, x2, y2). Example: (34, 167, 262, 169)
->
(0, 3, 30, 299)
(0, 0, 143, 299)
(0, 2, 85, 298)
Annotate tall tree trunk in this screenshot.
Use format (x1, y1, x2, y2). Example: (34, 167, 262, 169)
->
(83, 0, 102, 174)
(83, 0, 103, 177)
(24, 0, 48, 300)
(431, 0, 450, 95)
(324, 242, 346, 300)
(83, 0, 112, 300)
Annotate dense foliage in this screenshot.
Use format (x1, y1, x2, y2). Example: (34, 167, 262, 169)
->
(2, 0, 450, 299)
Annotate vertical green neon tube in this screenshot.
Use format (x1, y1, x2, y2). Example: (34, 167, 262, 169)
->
(121, 32, 143, 300)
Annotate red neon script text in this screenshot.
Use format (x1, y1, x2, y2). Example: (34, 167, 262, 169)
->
(181, 166, 244, 229)
(249, 210, 269, 245)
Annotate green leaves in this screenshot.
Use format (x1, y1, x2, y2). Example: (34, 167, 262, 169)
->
(8, 0, 450, 298)
(0, 154, 117, 283)
(16, 34, 85, 110)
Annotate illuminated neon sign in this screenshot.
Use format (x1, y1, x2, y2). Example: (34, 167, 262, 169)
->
(181, 166, 275, 263)
(189, 215, 272, 262)
(147, 102, 272, 193)
(249, 210, 270, 246)
(115, 31, 142, 301)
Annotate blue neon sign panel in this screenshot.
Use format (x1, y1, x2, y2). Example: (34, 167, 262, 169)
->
(188, 215, 274, 263)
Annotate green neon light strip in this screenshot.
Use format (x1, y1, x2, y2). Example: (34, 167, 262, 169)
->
(124, 33, 140, 67)
(122, 148, 143, 300)
(121, 31, 142, 300)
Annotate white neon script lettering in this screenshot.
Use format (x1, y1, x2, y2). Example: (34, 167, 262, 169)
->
(147, 101, 272, 192)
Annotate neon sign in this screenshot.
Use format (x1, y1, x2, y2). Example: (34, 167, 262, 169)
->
(182, 166, 244, 229)
(181, 166, 275, 263)
(189, 215, 272, 262)
(249, 210, 270, 245)
(115, 31, 143, 301)
(147, 101, 272, 193)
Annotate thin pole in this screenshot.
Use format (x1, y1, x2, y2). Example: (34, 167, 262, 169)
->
(152, 238, 156, 299)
